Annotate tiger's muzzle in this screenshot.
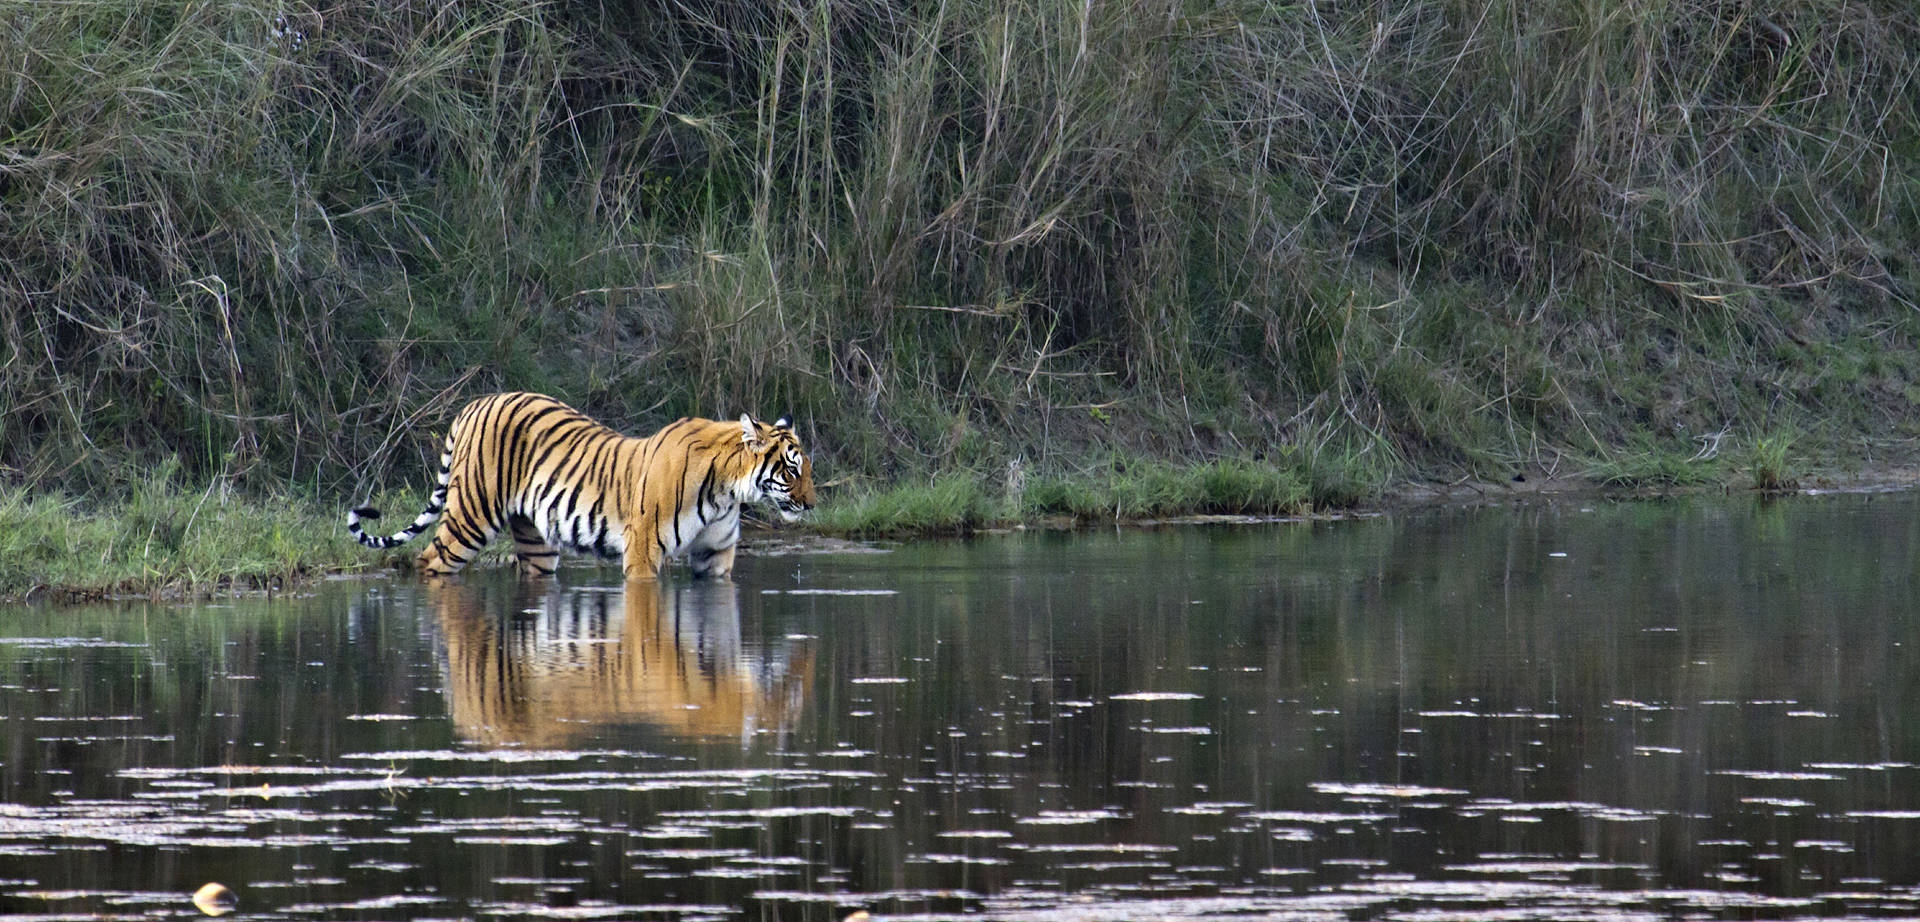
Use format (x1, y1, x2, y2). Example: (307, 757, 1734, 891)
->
(773, 496, 811, 522)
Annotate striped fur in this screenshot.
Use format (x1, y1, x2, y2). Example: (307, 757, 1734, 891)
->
(347, 392, 815, 578)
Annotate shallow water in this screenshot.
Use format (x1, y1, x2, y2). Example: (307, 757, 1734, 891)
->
(5, 492, 1920, 919)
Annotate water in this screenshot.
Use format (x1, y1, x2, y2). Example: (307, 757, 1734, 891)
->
(4, 491, 1920, 920)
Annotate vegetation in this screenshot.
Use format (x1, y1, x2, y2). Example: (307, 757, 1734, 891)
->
(1, 0, 1916, 596)
(1746, 428, 1801, 492)
(810, 454, 1335, 536)
(0, 462, 368, 600)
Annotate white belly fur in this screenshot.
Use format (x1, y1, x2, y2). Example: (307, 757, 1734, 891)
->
(522, 491, 737, 564)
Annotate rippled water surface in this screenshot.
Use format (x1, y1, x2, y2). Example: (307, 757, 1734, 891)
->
(6, 492, 1920, 920)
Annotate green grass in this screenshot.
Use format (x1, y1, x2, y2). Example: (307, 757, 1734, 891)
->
(0, 455, 1335, 598)
(0, 463, 383, 601)
(809, 474, 1006, 538)
(1021, 458, 1313, 521)
(812, 454, 1336, 538)
(1585, 440, 1724, 489)
(1745, 429, 1801, 492)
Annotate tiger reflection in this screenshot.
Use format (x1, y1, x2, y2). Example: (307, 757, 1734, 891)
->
(428, 579, 813, 747)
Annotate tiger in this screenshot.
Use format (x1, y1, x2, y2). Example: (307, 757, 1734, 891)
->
(346, 391, 815, 579)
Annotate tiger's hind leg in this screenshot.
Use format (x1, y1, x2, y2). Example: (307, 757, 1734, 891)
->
(415, 479, 494, 576)
(510, 514, 560, 578)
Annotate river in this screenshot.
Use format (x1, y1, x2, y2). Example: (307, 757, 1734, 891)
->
(3, 491, 1920, 919)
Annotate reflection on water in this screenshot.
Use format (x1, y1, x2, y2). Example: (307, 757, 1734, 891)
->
(3, 491, 1920, 919)
(431, 580, 813, 746)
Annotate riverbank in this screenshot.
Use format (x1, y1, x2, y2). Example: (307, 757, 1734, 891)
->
(2, 454, 1331, 602)
(6, 444, 1903, 604)
(0, 466, 368, 603)
(6, 0, 1915, 547)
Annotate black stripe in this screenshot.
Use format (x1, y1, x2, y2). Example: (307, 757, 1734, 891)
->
(694, 463, 718, 523)
(602, 440, 630, 526)
(506, 402, 573, 487)
(440, 513, 488, 552)
(519, 481, 550, 522)
(669, 440, 707, 546)
(525, 418, 597, 479)
(578, 439, 623, 524)
(553, 485, 583, 541)
(579, 492, 606, 537)
(476, 394, 529, 523)
(541, 486, 570, 545)
(560, 434, 614, 518)
(549, 434, 612, 521)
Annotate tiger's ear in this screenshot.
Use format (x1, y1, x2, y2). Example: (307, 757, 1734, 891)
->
(739, 413, 762, 449)
(773, 416, 792, 430)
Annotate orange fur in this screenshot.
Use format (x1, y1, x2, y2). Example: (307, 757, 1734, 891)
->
(348, 392, 814, 578)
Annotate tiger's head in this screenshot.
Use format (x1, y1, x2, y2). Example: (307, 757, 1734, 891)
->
(740, 414, 816, 522)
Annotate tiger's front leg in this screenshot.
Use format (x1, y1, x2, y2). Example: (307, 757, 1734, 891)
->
(690, 542, 737, 580)
(687, 515, 741, 580)
(622, 526, 665, 581)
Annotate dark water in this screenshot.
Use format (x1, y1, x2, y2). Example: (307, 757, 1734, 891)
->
(6, 491, 1920, 920)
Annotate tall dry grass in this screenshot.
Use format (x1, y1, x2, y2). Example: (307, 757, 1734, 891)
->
(2, 0, 1915, 501)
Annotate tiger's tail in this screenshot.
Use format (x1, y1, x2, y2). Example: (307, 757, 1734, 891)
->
(347, 442, 453, 549)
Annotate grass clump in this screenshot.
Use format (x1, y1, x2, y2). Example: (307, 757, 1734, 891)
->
(809, 474, 1003, 538)
(814, 454, 1326, 537)
(1746, 429, 1801, 492)
(0, 463, 376, 601)
(1023, 458, 1312, 522)
(1585, 440, 1724, 489)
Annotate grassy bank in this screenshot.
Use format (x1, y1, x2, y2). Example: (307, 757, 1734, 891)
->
(0, 452, 1348, 600)
(0, 441, 1817, 602)
(2, 0, 1916, 597)
(0, 463, 371, 601)
(811, 453, 1349, 537)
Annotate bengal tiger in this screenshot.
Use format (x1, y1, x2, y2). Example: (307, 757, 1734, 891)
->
(346, 392, 815, 578)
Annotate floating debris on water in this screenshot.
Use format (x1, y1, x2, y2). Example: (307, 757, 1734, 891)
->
(191, 882, 236, 917)
(1016, 809, 1127, 825)
(1309, 782, 1468, 798)
(762, 589, 900, 596)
